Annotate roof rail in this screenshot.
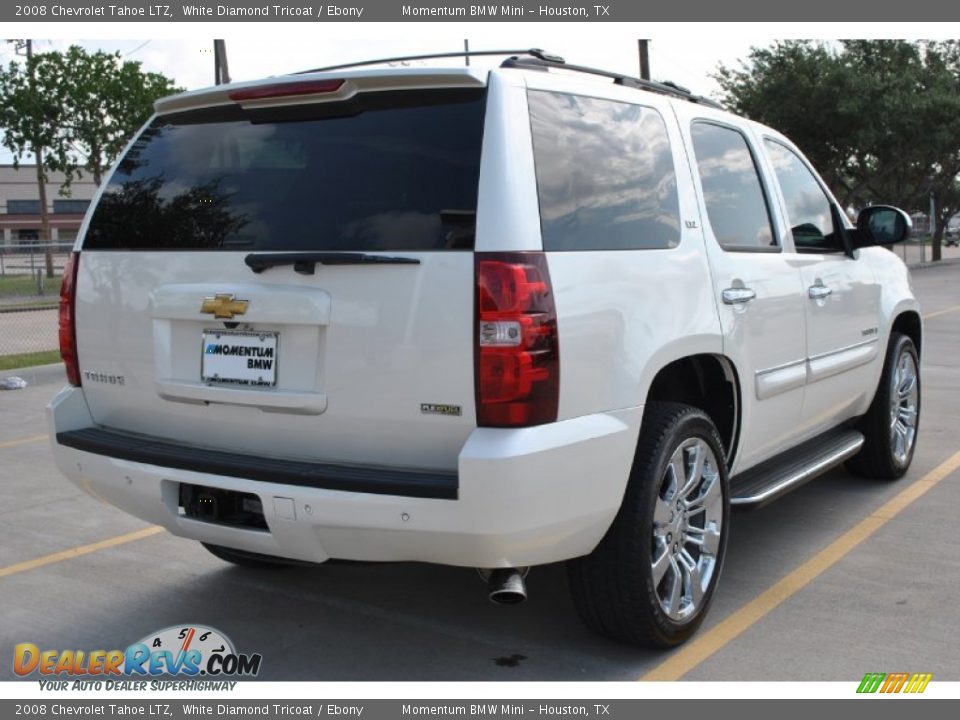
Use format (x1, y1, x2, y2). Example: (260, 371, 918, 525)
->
(292, 48, 721, 109)
(294, 48, 565, 75)
(500, 56, 723, 109)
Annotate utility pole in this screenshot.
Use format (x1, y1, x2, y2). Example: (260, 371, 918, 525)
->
(638, 39, 651, 80)
(464, 39, 470, 67)
(214, 39, 231, 85)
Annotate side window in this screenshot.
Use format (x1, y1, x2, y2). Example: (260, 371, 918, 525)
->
(764, 139, 842, 252)
(528, 90, 680, 251)
(690, 122, 776, 251)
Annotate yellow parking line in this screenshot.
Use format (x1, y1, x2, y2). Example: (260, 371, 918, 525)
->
(0, 433, 48, 450)
(641, 449, 960, 681)
(0, 526, 164, 580)
(923, 304, 960, 320)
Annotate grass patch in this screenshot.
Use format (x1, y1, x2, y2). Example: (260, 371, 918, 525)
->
(0, 273, 62, 298)
(0, 350, 61, 371)
(0, 301, 58, 311)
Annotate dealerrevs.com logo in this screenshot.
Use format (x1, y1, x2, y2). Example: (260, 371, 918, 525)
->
(857, 672, 933, 694)
(14, 625, 261, 689)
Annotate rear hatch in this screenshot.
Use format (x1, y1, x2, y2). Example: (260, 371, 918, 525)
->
(73, 74, 486, 471)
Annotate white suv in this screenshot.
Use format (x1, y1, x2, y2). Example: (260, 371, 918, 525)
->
(49, 50, 921, 647)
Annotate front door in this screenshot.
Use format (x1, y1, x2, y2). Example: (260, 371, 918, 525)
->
(761, 138, 882, 436)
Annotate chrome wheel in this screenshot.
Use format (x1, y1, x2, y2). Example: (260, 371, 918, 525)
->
(651, 438, 724, 622)
(889, 349, 919, 466)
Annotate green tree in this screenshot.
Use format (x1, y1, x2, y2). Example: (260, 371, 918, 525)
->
(0, 43, 180, 275)
(714, 41, 866, 206)
(0, 42, 71, 276)
(58, 46, 181, 186)
(715, 40, 960, 261)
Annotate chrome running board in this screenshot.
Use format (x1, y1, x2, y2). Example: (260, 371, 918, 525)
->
(730, 429, 865, 508)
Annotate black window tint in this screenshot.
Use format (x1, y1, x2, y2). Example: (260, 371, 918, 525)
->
(764, 139, 841, 252)
(53, 199, 90, 214)
(85, 90, 485, 251)
(7, 200, 40, 215)
(529, 91, 680, 251)
(691, 123, 775, 251)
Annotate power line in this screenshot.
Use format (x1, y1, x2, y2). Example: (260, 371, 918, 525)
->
(123, 40, 151, 58)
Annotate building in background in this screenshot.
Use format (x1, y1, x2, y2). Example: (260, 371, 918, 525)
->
(0, 165, 97, 247)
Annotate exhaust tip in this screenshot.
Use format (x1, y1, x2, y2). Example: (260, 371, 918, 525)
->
(486, 567, 527, 605)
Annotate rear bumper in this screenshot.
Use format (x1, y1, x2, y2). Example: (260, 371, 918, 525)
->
(57, 427, 458, 500)
(48, 386, 642, 568)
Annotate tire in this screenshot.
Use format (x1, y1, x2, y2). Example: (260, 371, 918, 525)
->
(202, 542, 296, 570)
(567, 402, 730, 648)
(846, 332, 920, 480)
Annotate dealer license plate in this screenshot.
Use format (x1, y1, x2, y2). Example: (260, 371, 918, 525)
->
(201, 330, 278, 387)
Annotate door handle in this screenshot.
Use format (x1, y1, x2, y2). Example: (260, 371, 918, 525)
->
(808, 284, 833, 300)
(721, 287, 756, 305)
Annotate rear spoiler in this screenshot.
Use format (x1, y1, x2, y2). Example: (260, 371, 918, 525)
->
(154, 67, 488, 116)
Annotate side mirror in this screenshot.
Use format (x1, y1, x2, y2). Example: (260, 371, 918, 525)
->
(853, 205, 912, 248)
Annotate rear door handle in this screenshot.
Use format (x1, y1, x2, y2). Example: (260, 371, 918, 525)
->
(722, 287, 756, 305)
(808, 284, 833, 300)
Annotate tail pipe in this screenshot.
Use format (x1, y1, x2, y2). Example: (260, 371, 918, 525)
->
(482, 567, 528, 605)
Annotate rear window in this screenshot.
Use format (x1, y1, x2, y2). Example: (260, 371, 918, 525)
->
(84, 89, 486, 251)
(528, 90, 680, 251)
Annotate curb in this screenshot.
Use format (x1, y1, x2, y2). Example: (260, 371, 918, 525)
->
(0, 304, 58, 314)
(907, 257, 960, 270)
(0, 362, 65, 388)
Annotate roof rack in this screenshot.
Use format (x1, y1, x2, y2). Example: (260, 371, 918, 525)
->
(500, 56, 723, 109)
(293, 48, 722, 110)
(295, 48, 565, 75)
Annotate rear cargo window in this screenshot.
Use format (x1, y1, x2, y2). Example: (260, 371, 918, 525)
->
(84, 89, 485, 251)
(528, 90, 680, 251)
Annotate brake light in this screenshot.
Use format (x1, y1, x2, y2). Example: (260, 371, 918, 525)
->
(59, 252, 81, 386)
(475, 252, 559, 427)
(228, 79, 345, 102)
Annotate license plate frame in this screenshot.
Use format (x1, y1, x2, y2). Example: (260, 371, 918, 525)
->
(201, 329, 279, 387)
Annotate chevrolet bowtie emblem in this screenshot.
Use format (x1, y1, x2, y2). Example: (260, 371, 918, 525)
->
(200, 294, 249, 319)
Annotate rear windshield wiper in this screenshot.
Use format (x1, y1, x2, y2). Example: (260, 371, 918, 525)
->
(245, 252, 421, 275)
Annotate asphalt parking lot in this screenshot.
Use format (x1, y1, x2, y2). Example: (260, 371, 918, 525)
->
(2, 261, 959, 683)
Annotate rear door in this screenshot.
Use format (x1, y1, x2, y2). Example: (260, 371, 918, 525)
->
(74, 76, 487, 472)
(675, 107, 808, 471)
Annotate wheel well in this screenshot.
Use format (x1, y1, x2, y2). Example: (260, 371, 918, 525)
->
(646, 355, 740, 466)
(892, 311, 922, 357)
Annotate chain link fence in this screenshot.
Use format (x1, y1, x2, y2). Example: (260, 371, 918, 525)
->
(895, 236, 960, 266)
(0, 243, 72, 363)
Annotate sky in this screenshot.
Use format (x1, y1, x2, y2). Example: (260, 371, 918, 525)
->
(2, 22, 958, 165)
(0, 28, 764, 163)
(0, 32, 760, 99)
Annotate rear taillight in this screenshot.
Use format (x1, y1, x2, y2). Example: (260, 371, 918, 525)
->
(475, 252, 559, 427)
(59, 251, 80, 386)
